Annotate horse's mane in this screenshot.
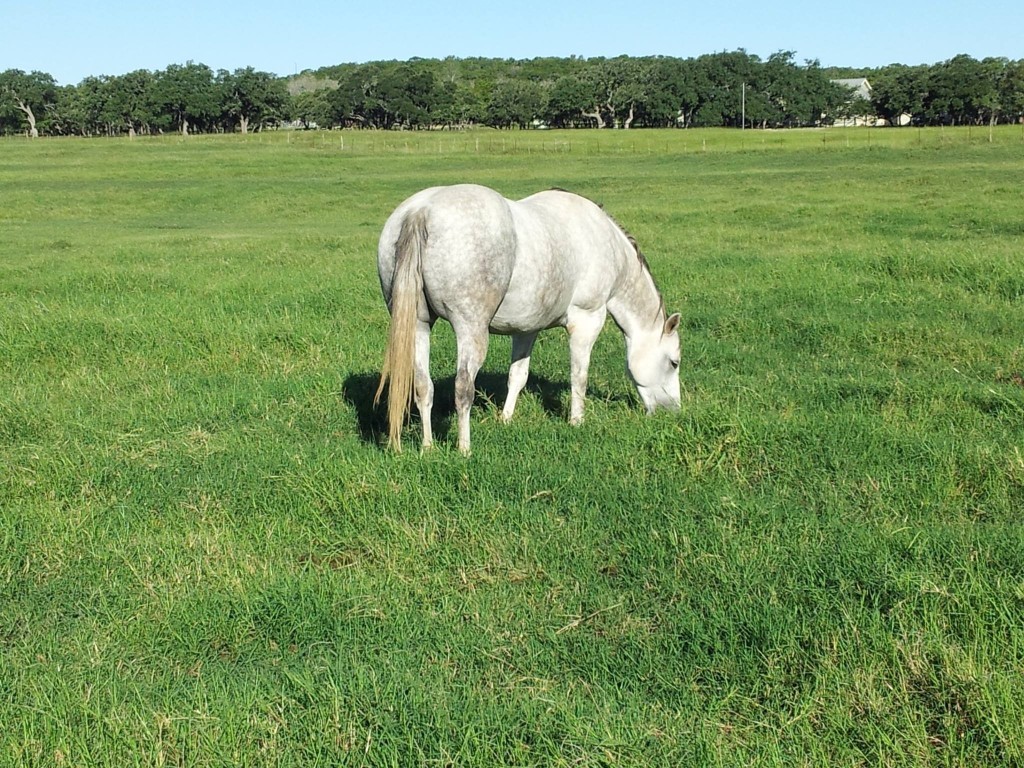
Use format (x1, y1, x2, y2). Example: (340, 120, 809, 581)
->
(597, 201, 666, 320)
(623, 232, 654, 275)
(624, 231, 667, 323)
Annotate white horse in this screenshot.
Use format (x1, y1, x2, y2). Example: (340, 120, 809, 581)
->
(374, 184, 681, 454)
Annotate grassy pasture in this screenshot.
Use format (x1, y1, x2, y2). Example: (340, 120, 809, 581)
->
(1, 127, 1023, 766)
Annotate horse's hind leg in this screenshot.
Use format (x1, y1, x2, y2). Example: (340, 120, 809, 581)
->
(453, 321, 489, 455)
(414, 319, 435, 449)
(502, 332, 537, 423)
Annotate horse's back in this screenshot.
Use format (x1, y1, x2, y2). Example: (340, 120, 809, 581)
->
(509, 189, 632, 315)
(515, 189, 626, 262)
(378, 184, 630, 334)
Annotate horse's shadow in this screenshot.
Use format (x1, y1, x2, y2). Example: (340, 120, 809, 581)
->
(342, 370, 573, 447)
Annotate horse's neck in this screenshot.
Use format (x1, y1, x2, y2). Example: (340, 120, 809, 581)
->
(607, 259, 662, 339)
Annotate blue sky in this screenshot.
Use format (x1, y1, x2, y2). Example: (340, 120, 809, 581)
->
(4, 0, 1021, 85)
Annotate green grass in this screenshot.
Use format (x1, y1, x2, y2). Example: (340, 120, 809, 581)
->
(2, 127, 1023, 766)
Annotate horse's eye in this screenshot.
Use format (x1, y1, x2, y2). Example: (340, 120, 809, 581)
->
(670, 359, 680, 370)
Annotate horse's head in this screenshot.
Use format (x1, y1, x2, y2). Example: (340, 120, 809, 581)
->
(626, 312, 682, 414)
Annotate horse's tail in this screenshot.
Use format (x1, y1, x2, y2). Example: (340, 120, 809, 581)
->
(374, 208, 428, 451)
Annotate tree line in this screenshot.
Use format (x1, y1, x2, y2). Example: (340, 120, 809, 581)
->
(0, 65, 287, 138)
(2, 52, 1022, 137)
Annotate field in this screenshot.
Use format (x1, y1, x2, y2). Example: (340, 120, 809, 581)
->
(2, 127, 1023, 766)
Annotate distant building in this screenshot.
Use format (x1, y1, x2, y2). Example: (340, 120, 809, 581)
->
(834, 77, 873, 102)
(831, 78, 912, 126)
(832, 78, 878, 126)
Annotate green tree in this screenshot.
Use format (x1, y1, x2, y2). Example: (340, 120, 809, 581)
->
(997, 59, 1024, 124)
(51, 77, 104, 135)
(925, 54, 997, 125)
(433, 79, 484, 127)
(290, 89, 333, 129)
(219, 67, 289, 133)
(485, 79, 547, 129)
(106, 70, 157, 137)
(663, 57, 709, 128)
(153, 62, 217, 135)
(871, 64, 928, 125)
(646, 57, 698, 127)
(977, 57, 1008, 128)
(0, 69, 58, 137)
(547, 75, 594, 127)
(578, 57, 653, 128)
(689, 51, 760, 128)
(789, 58, 848, 127)
(610, 58, 653, 128)
(381, 64, 442, 128)
(331, 63, 384, 127)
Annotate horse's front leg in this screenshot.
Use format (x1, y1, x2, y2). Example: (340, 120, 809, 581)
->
(566, 308, 607, 425)
(502, 332, 537, 423)
(453, 323, 489, 455)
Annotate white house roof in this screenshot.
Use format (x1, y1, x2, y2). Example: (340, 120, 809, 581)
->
(833, 78, 872, 101)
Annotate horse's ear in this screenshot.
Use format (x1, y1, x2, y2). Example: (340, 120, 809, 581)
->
(664, 313, 681, 336)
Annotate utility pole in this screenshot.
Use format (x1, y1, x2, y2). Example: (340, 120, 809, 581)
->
(741, 82, 746, 130)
